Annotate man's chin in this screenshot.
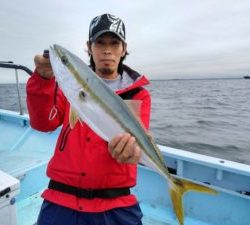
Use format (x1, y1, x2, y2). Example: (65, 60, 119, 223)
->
(98, 68, 115, 75)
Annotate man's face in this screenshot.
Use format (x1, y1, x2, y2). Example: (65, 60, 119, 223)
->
(88, 33, 127, 78)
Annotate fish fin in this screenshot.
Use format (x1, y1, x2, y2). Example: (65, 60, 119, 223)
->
(69, 107, 79, 129)
(169, 177, 217, 225)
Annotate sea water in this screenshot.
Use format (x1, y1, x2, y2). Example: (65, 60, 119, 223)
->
(0, 78, 249, 164)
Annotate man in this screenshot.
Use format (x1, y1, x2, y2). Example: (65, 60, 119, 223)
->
(27, 13, 151, 225)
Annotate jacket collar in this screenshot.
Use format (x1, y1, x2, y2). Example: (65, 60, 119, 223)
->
(115, 65, 150, 95)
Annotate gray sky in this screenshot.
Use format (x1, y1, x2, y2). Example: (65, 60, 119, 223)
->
(1, 0, 250, 83)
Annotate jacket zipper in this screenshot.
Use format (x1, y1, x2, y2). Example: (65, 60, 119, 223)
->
(59, 124, 71, 151)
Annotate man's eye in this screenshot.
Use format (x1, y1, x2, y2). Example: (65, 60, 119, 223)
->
(111, 41, 120, 45)
(96, 40, 104, 44)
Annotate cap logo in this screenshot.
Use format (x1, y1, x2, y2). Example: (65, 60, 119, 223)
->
(107, 14, 125, 38)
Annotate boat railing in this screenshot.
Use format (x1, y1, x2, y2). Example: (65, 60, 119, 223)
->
(0, 61, 32, 115)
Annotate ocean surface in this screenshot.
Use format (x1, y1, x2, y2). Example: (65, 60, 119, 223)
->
(0, 78, 250, 164)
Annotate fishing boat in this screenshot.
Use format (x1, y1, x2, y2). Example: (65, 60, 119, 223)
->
(243, 75, 250, 79)
(0, 62, 250, 225)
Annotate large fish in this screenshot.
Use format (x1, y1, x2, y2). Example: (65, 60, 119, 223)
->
(49, 44, 217, 225)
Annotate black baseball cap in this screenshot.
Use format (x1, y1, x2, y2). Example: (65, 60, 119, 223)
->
(89, 14, 126, 43)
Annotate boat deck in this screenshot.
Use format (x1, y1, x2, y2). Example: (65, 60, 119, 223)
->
(16, 191, 211, 225)
(16, 192, 172, 225)
(1, 109, 250, 225)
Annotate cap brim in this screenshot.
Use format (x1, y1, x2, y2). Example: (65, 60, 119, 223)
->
(90, 30, 126, 43)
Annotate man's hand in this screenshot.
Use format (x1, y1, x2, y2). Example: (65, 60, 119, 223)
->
(108, 133, 141, 164)
(34, 54, 54, 79)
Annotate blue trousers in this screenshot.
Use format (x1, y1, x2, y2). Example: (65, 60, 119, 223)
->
(37, 200, 143, 225)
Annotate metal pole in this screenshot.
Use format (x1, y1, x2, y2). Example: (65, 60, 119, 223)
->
(14, 69, 23, 115)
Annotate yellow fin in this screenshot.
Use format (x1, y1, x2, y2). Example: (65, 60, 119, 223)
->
(169, 177, 217, 225)
(69, 107, 79, 129)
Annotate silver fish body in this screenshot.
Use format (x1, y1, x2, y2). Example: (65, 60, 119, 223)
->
(50, 44, 217, 225)
(50, 44, 167, 175)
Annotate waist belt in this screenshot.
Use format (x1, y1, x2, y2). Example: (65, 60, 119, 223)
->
(48, 180, 131, 199)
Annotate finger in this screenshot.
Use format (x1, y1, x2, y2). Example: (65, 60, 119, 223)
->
(117, 136, 136, 162)
(37, 66, 54, 79)
(110, 133, 131, 158)
(34, 54, 53, 79)
(34, 55, 43, 66)
(108, 134, 123, 154)
(43, 70, 54, 78)
(120, 145, 141, 164)
(37, 65, 52, 72)
(34, 55, 51, 67)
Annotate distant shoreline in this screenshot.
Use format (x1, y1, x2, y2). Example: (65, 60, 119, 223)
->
(0, 77, 245, 84)
(149, 77, 243, 81)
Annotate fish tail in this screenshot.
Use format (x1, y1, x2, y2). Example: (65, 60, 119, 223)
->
(169, 177, 217, 225)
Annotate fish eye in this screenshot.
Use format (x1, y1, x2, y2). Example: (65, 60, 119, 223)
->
(79, 90, 86, 101)
(61, 55, 69, 65)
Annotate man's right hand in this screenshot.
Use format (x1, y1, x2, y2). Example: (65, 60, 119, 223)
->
(34, 54, 54, 79)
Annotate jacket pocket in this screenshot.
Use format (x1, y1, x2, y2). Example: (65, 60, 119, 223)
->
(59, 124, 71, 151)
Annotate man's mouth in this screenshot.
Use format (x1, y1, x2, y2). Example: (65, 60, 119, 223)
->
(101, 59, 114, 62)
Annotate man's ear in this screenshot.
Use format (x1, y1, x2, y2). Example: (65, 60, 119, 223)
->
(87, 41, 92, 55)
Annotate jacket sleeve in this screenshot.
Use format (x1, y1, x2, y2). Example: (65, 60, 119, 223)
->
(133, 88, 151, 130)
(26, 70, 66, 132)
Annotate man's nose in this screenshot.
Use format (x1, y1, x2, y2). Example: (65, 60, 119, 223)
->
(103, 44, 112, 55)
(103, 49, 111, 55)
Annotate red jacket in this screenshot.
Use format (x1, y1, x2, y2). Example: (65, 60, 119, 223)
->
(26, 65, 151, 212)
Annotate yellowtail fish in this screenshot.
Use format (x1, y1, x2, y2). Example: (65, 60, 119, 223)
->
(49, 44, 217, 225)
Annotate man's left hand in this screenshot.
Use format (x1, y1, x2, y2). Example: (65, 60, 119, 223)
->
(108, 133, 141, 164)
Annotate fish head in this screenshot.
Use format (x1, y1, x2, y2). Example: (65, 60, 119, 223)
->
(50, 44, 92, 89)
(50, 44, 95, 126)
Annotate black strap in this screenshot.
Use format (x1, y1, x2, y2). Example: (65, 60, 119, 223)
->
(119, 87, 143, 100)
(48, 180, 130, 199)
